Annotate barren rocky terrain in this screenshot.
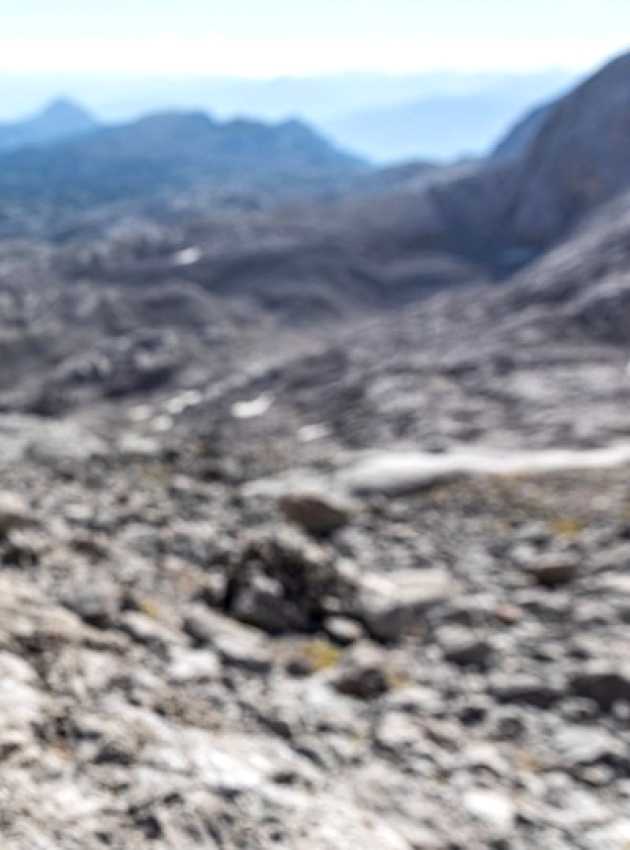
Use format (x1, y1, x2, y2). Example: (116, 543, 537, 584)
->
(1, 254, 630, 849)
(1, 49, 630, 850)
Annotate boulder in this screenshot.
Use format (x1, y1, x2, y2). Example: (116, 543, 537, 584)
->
(279, 489, 356, 535)
(436, 626, 493, 668)
(356, 569, 458, 642)
(528, 553, 579, 587)
(225, 528, 340, 634)
(184, 606, 273, 673)
(463, 789, 515, 836)
(571, 665, 630, 711)
(0, 493, 34, 535)
(330, 642, 395, 700)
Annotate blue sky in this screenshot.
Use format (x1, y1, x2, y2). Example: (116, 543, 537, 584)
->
(2, 0, 629, 76)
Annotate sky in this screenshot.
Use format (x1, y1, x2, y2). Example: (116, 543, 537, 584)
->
(1, 0, 630, 77)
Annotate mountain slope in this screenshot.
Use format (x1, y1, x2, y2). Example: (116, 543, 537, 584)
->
(504, 51, 630, 246)
(498, 190, 630, 343)
(491, 100, 555, 161)
(423, 50, 630, 267)
(0, 98, 97, 152)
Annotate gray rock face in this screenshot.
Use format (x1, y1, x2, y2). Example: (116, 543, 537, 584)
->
(506, 53, 630, 245)
(422, 51, 630, 267)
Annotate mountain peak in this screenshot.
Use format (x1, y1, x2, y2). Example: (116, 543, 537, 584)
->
(39, 97, 94, 123)
(0, 96, 98, 153)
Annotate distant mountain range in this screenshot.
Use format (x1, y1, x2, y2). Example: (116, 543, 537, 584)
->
(0, 70, 577, 163)
(0, 51, 626, 280)
(0, 97, 97, 153)
(2, 51, 630, 408)
(0, 109, 364, 209)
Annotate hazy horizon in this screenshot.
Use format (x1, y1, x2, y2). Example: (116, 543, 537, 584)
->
(0, 68, 577, 122)
(1, 0, 628, 161)
(2, 0, 629, 77)
(0, 67, 579, 162)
